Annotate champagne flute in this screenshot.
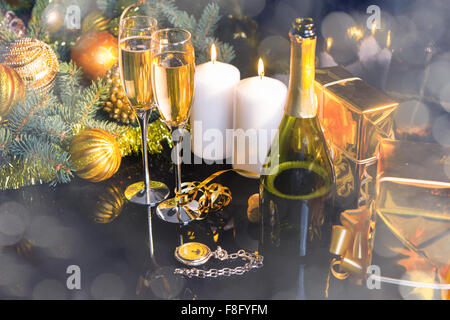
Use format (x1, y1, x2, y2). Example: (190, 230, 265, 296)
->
(119, 16, 170, 206)
(150, 28, 200, 224)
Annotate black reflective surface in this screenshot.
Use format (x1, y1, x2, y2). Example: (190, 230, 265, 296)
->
(0, 155, 403, 300)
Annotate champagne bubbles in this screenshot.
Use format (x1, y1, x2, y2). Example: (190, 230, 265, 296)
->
(321, 12, 358, 65)
(90, 273, 126, 300)
(32, 279, 68, 300)
(431, 115, 450, 146)
(394, 100, 431, 137)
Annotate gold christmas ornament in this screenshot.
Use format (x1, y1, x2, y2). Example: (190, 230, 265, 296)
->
(81, 10, 111, 34)
(70, 128, 122, 182)
(102, 66, 136, 124)
(0, 64, 25, 119)
(94, 184, 125, 223)
(1, 10, 26, 37)
(70, 31, 118, 80)
(0, 38, 59, 93)
(41, 2, 66, 34)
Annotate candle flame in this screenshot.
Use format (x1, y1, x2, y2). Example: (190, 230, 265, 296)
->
(211, 44, 217, 63)
(371, 20, 377, 35)
(347, 26, 364, 41)
(386, 30, 391, 48)
(258, 58, 264, 77)
(326, 37, 333, 52)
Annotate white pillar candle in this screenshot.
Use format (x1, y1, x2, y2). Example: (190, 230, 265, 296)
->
(233, 59, 287, 177)
(191, 44, 240, 161)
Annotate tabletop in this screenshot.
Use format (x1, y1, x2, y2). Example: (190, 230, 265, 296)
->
(0, 153, 406, 300)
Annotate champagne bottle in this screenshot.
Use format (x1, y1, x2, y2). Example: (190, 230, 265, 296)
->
(259, 18, 335, 299)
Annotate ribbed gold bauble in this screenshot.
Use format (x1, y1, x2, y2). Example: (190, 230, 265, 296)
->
(0, 64, 25, 119)
(70, 128, 122, 182)
(102, 67, 137, 124)
(0, 38, 59, 93)
(94, 184, 125, 223)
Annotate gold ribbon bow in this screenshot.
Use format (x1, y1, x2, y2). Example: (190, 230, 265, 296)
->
(175, 169, 259, 220)
(329, 202, 376, 283)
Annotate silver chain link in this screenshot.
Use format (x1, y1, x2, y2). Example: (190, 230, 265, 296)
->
(174, 246, 264, 278)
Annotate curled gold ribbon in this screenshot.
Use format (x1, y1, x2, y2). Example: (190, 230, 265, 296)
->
(175, 169, 259, 220)
(328, 204, 375, 283)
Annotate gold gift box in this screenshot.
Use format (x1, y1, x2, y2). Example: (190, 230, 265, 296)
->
(376, 139, 450, 264)
(374, 139, 450, 299)
(314, 66, 398, 210)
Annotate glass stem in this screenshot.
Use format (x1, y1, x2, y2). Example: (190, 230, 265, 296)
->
(137, 109, 151, 203)
(172, 126, 183, 199)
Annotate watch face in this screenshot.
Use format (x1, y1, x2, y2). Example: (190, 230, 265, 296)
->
(175, 242, 212, 266)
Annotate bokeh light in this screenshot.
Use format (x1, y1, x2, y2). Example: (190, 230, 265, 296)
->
(91, 273, 126, 300)
(321, 11, 358, 65)
(32, 279, 68, 300)
(431, 115, 450, 146)
(239, 0, 266, 18)
(394, 100, 431, 136)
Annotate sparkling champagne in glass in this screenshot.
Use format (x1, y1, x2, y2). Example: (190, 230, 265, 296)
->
(119, 16, 169, 206)
(151, 28, 200, 224)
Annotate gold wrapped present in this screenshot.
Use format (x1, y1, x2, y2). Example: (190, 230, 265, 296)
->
(373, 139, 450, 299)
(314, 67, 398, 210)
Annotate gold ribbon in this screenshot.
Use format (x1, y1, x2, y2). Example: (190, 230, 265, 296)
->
(328, 202, 376, 283)
(175, 169, 259, 220)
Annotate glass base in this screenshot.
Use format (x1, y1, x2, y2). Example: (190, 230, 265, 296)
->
(156, 198, 201, 225)
(125, 181, 170, 206)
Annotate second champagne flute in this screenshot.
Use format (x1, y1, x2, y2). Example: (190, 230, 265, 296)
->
(119, 16, 170, 206)
(151, 28, 200, 224)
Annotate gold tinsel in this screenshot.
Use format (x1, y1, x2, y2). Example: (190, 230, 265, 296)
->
(102, 66, 137, 125)
(118, 119, 173, 157)
(0, 38, 59, 93)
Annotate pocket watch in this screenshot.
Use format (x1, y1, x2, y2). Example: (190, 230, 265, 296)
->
(174, 242, 264, 278)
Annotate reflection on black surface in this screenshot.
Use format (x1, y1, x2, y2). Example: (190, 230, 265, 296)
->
(0, 157, 401, 299)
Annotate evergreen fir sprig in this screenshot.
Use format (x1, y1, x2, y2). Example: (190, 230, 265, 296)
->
(10, 134, 73, 185)
(27, 0, 50, 41)
(98, 0, 235, 63)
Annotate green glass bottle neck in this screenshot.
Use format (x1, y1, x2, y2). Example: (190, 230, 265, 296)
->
(285, 36, 317, 119)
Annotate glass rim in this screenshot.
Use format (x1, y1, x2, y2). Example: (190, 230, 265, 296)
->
(150, 28, 192, 45)
(120, 16, 157, 31)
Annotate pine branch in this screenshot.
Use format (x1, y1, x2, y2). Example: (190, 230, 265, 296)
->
(7, 92, 57, 142)
(75, 79, 110, 125)
(195, 3, 221, 43)
(27, 0, 50, 41)
(97, 0, 120, 18)
(160, 1, 196, 31)
(0, 127, 11, 152)
(0, 11, 18, 45)
(10, 135, 73, 185)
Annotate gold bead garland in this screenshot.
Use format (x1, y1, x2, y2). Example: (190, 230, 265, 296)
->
(0, 38, 59, 93)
